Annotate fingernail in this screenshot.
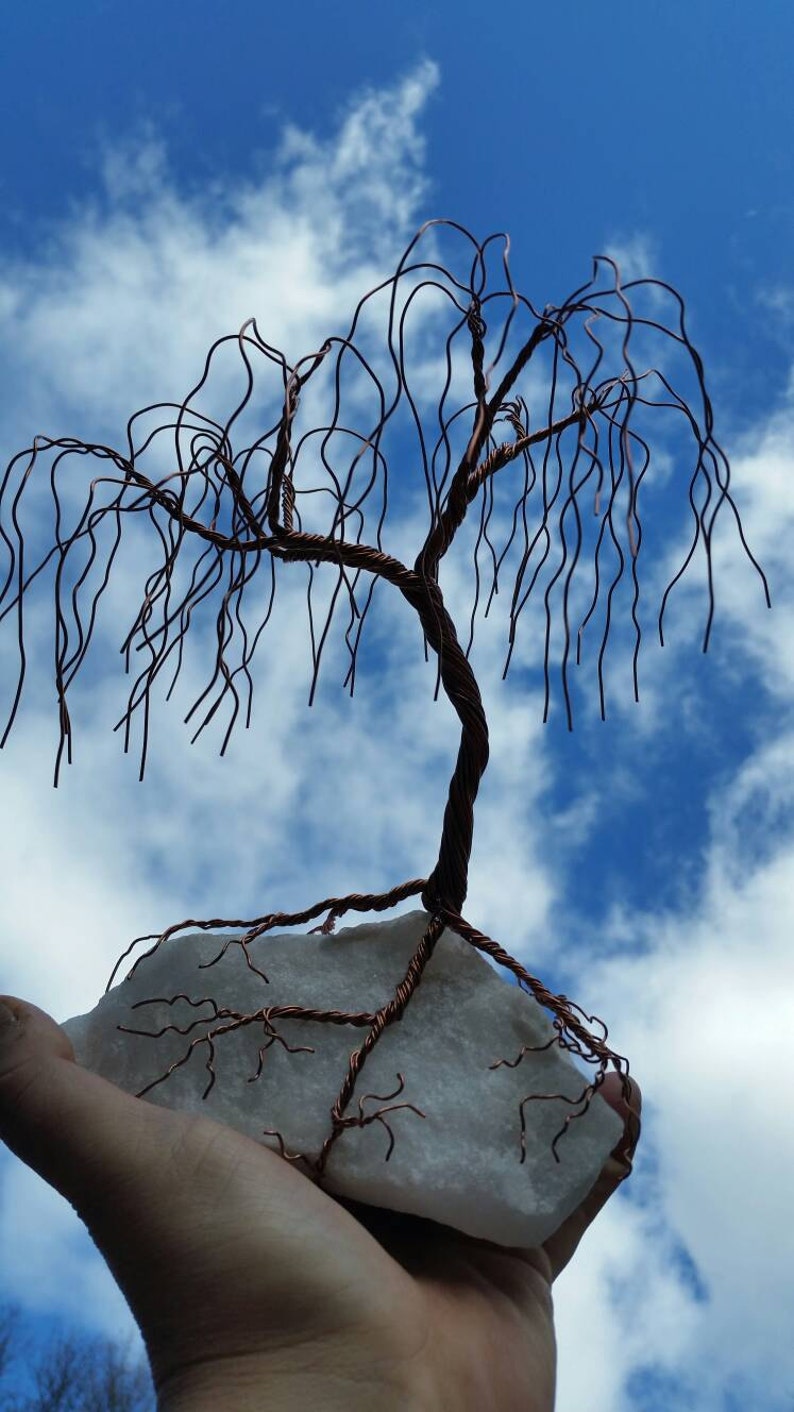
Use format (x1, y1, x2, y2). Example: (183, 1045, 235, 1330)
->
(0, 999, 19, 1038)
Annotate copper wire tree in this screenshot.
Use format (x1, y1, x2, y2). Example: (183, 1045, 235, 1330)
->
(0, 220, 769, 1177)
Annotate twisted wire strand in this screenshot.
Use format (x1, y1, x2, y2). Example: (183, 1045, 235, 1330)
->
(0, 220, 769, 1173)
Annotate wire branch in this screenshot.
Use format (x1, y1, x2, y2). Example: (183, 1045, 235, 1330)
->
(0, 220, 769, 1175)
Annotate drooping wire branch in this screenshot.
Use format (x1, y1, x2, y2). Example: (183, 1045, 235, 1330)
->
(0, 220, 769, 1171)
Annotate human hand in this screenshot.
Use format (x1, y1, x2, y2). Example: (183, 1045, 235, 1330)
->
(0, 995, 639, 1411)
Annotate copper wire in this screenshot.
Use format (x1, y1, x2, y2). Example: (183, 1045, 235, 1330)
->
(0, 220, 771, 1182)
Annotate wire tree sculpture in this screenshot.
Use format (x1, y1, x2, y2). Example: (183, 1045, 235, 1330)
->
(0, 220, 769, 1178)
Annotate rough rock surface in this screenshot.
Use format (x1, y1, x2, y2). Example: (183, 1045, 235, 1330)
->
(62, 910, 623, 1247)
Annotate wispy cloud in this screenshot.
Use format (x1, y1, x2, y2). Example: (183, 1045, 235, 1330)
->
(0, 63, 562, 1358)
(0, 61, 440, 438)
(558, 729, 794, 1409)
(0, 65, 792, 1412)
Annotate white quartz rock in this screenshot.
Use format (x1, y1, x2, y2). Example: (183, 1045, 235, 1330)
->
(61, 910, 623, 1248)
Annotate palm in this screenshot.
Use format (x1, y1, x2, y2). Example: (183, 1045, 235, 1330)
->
(335, 1192, 558, 1411)
(0, 1004, 635, 1410)
(88, 1074, 632, 1411)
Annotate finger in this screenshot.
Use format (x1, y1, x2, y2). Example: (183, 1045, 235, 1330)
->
(0, 992, 289, 1368)
(542, 1073, 641, 1281)
(0, 994, 177, 1226)
(0, 995, 427, 1385)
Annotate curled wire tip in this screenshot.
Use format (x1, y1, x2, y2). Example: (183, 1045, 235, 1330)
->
(2, 219, 768, 1177)
(0, 221, 768, 781)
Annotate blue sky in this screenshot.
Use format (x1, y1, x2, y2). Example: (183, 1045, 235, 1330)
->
(0, 5, 792, 1409)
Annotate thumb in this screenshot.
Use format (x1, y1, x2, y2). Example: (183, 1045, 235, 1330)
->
(0, 994, 168, 1226)
(542, 1073, 642, 1281)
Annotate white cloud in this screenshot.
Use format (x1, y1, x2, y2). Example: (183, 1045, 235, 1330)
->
(553, 735, 794, 1408)
(603, 233, 659, 286)
(0, 61, 440, 439)
(708, 381, 794, 698)
(0, 56, 450, 1344)
(1, 78, 792, 1412)
(555, 1195, 706, 1412)
(0, 60, 563, 1355)
(757, 282, 794, 329)
(0, 1158, 136, 1342)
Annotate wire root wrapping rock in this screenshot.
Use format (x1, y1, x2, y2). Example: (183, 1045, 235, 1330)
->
(62, 910, 623, 1248)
